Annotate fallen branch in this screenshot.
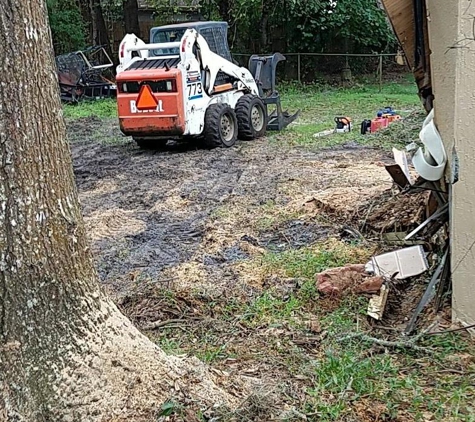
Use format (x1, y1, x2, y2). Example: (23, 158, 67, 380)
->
(426, 323, 475, 336)
(142, 316, 204, 331)
(142, 318, 187, 330)
(336, 331, 434, 353)
(438, 369, 466, 375)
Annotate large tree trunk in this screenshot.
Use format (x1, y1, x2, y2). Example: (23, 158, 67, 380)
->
(218, 0, 230, 21)
(123, 0, 141, 37)
(0, 1, 240, 420)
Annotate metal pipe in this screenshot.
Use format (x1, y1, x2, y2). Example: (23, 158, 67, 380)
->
(298, 53, 301, 83)
(127, 42, 181, 52)
(232, 52, 398, 57)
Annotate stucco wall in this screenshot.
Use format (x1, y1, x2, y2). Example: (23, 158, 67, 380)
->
(427, 0, 475, 327)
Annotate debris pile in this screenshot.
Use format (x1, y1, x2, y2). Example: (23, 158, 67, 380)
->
(312, 112, 450, 332)
(316, 246, 431, 323)
(353, 190, 431, 235)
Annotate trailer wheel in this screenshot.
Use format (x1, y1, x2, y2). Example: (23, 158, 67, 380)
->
(204, 103, 238, 148)
(235, 94, 267, 140)
(134, 138, 169, 149)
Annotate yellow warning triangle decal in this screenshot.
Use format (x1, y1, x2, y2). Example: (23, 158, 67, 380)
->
(136, 84, 158, 110)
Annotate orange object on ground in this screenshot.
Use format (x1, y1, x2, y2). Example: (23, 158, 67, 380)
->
(370, 116, 389, 133)
(386, 114, 402, 123)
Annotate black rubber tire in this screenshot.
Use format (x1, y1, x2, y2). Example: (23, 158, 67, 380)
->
(203, 103, 238, 148)
(134, 138, 169, 149)
(235, 94, 267, 140)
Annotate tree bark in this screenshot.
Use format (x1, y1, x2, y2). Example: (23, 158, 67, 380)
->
(78, 0, 93, 44)
(258, 8, 269, 53)
(91, 0, 112, 56)
(0, 1, 239, 420)
(218, 0, 230, 21)
(123, 0, 141, 38)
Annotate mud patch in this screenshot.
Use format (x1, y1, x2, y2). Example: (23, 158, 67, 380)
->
(203, 244, 250, 266)
(259, 219, 332, 250)
(68, 117, 392, 297)
(84, 208, 146, 242)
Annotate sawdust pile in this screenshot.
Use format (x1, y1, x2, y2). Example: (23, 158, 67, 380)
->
(84, 208, 147, 242)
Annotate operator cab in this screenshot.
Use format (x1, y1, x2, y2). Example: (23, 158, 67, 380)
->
(150, 21, 232, 62)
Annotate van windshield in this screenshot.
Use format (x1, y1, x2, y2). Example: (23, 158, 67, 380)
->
(152, 29, 186, 56)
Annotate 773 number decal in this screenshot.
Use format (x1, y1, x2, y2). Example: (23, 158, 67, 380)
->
(187, 82, 203, 98)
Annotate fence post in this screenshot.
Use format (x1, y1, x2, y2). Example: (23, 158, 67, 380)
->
(379, 55, 383, 92)
(298, 53, 301, 84)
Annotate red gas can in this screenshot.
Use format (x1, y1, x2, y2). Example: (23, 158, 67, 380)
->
(370, 116, 389, 133)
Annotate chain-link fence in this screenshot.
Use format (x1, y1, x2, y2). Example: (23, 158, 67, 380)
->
(233, 52, 405, 87)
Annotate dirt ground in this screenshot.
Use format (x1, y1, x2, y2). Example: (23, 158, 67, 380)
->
(69, 117, 393, 298)
(68, 117, 473, 421)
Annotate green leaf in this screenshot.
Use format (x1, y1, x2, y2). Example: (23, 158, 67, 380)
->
(159, 400, 177, 416)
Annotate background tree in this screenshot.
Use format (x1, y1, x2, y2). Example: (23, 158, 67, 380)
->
(0, 0, 233, 419)
(200, 0, 395, 53)
(46, 0, 86, 53)
(91, 0, 113, 55)
(46, 0, 394, 60)
(48, 0, 117, 56)
(123, 0, 141, 37)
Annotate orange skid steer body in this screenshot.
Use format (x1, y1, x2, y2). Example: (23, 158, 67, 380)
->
(116, 68, 185, 137)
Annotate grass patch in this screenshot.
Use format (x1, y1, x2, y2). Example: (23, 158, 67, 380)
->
(236, 241, 372, 328)
(301, 299, 475, 421)
(241, 292, 302, 327)
(62, 79, 421, 151)
(309, 351, 400, 415)
(275, 79, 422, 149)
(63, 98, 117, 119)
(128, 242, 474, 422)
(156, 336, 184, 355)
(261, 241, 373, 281)
(262, 248, 347, 280)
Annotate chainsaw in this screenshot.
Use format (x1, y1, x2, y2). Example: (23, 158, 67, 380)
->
(334, 117, 352, 133)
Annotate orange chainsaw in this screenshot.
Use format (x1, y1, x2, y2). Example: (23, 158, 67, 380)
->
(334, 116, 352, 133)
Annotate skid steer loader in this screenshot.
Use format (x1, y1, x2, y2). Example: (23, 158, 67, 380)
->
(116, 21, 299, 148)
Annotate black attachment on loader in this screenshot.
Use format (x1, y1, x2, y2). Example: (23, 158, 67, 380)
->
(248, 53, 300, 131)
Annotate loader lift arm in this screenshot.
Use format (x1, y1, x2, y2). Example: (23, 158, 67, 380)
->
(119, 29, 260, 98)
(179, 30, 260, 97)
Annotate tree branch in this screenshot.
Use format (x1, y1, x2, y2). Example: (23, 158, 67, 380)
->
(336, 324, 438, 354)
(426, 323, 475, 336)
(336, 333, 433, 353)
